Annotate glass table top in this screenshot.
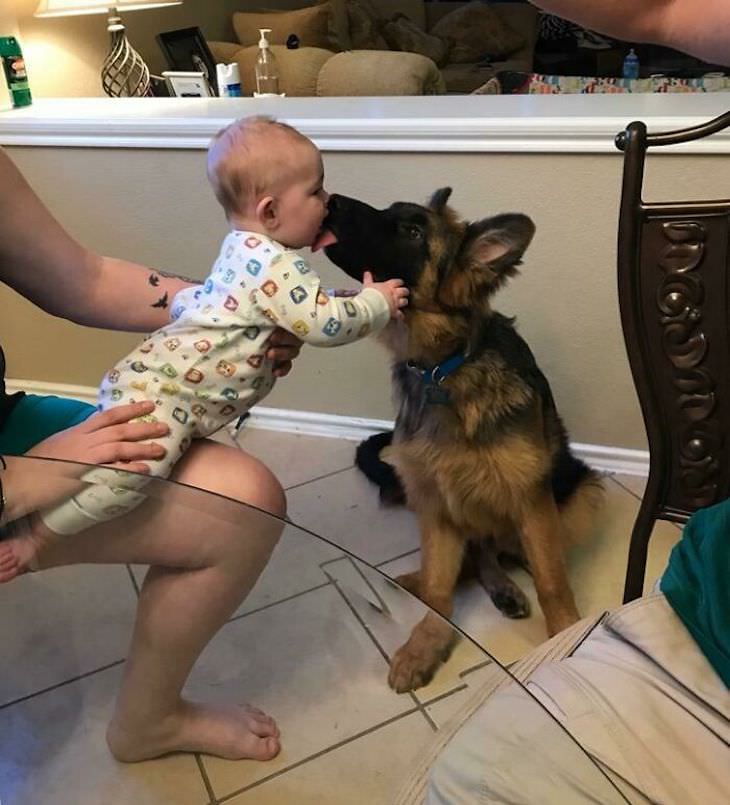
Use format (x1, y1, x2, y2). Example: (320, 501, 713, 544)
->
(0, 455, 628, 804)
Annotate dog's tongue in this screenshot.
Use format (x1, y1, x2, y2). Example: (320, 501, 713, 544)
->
(311, 229, 338, 252)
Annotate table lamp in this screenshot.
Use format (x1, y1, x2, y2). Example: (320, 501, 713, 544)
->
(34, 0, 182, 97)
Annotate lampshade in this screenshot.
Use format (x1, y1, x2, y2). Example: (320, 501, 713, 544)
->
(35, 0, 182, 17)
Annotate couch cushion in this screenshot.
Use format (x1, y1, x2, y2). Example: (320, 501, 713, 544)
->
(346, 0, 389, 50)
(233, 5, 332, 50)
(317, 49, 445, 96)
(431, 1, 525, 64)
(382, 13, 449, 66)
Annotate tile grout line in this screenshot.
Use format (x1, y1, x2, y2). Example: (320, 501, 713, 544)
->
(0, 658, 125, 711)
(418, 683, 469, 711)
(317, 545, 419, 574)
(226, 581, 332, 625)
(232, 426, 356, 491)
(196, 754, 219, 805)
(283, 463, 356, 491)
(349, 553, 393, 617)
(460, 658, 493, 678)
(608, 475, 684, 532)
(325, 565, 440, 732)
(375, 547, 420, 568)
(606, 474, 644, 503)
(215, 706, 422, 802)
(126, 563, 141, 597)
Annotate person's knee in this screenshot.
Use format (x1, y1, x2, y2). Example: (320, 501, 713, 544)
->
(245, 458, 287, 519)
(175, 441, 287, 519)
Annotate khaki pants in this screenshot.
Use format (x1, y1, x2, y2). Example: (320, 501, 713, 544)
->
(428, 594, 730, 805)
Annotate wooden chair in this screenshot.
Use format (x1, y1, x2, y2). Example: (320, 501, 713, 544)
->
(616, 110, 730, 602)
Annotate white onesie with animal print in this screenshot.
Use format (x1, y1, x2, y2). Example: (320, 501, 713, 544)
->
(41, 230, 390, 535)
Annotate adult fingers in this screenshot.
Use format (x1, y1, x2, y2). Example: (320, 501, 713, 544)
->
(81, 401, 156, 432)
(96, 420, 170, 445)
(106, 461, 153, 474)
(93, 440, 167, 466)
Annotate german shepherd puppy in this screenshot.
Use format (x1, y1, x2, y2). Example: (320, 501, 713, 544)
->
(324, 188, 604, 692)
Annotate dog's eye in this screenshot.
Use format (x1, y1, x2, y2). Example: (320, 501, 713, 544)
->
(404, 224, 423, 241)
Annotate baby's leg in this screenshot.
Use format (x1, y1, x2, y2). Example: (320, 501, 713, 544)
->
(0, 402, 194, 581)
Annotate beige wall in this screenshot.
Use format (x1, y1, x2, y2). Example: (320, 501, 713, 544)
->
(4, 145, 730, 449)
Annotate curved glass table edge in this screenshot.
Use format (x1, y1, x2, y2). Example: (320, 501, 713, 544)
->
(0, 455, 629, 804)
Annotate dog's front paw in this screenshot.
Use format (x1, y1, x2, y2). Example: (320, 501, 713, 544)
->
(388, 643, 439, 693)
(491, 587, 531, 619)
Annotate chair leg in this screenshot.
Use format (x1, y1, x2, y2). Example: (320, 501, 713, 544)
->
(623, 497, 656, 603)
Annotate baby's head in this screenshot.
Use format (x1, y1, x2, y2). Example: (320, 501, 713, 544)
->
(207, 115, 328, 249)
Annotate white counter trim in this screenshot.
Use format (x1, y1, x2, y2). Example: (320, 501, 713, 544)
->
(1, 95, 730, 153)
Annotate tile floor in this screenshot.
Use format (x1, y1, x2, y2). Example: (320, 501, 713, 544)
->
(0, 427, 681, 805)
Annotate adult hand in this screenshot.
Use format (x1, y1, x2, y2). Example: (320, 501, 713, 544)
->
(267, 328, 303, 377)
(26, 401, 169, 474)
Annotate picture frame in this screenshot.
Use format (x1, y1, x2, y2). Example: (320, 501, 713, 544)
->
(157, 26, 218, 95)
(162, 71, 212, 98)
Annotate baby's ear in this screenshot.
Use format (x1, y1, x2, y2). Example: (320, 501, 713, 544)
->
(256, 195, 278, 228)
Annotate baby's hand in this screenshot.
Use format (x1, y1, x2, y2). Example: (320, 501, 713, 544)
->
(363, 271, 409, 320)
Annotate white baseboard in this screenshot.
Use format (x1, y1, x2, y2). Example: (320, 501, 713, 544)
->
(7, 378, 649, 477)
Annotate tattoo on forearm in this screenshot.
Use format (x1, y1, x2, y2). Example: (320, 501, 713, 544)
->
(147, 269, 194, 308)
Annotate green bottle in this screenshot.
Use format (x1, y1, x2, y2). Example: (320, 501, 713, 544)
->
(0, 36, 32, 108)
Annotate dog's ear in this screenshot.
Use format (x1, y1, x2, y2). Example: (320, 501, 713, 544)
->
(428, 187, 452, 211)
(464, 214, 535, 275)
(439, 213, 535, 308)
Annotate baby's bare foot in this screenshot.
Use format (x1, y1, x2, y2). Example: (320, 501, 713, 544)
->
(0, 514, 57, 583)
(0, 543, 21, 583)
(107, 700, 281, 762)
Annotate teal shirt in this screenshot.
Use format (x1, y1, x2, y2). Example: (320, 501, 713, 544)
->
(661, 499, 730, 688)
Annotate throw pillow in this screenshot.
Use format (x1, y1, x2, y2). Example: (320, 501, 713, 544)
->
(431, 1, 525, 64)
(233, 5, 332, 50)
(320, 0, 351, 51)
(346, 0, 389, 50)
(382, 13, 450, 66)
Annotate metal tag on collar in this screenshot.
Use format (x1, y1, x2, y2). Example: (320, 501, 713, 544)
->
(430, 364, 447, 385)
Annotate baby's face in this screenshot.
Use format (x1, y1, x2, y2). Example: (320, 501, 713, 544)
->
(274, 143, 329, 250)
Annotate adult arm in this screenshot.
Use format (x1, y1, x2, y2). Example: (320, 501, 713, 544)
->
(0, 148, 193, 332)
(0, 148, 301, 368)
(531, 0, 730, 66)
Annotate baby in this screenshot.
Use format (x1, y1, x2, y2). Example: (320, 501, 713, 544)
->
(24, 116, 408, 550)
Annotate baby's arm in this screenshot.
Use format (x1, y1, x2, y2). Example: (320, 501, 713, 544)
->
(258, 252, 402, 347)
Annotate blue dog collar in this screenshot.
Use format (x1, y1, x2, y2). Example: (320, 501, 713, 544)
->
(406, 352, 468, 403)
